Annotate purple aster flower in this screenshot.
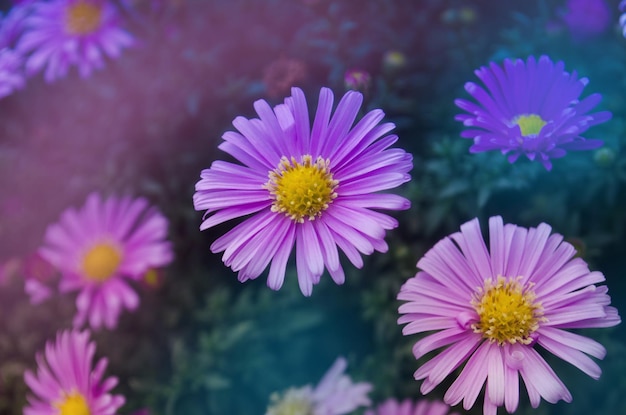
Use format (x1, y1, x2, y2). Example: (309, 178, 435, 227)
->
(193, 87, 412, 296)
(23, 329, 125, 415)
(265, 357, 372, 415)
(561, 0, 611, 40)
(0, 47, 25, 98)
(17, 0, 134, 82)
(455, 55, 611, 170)
(365, 399, 460, 415)
(398, 216, 620, 415)
(39, 193, 174, 329)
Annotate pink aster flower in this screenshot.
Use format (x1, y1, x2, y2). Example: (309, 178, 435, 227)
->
(365, 398, 460, 415)
(39, 193, 174, 329)
(266, 357, 372, 415)
(193, 87, 412, 295)
(17, 0, 134, 82)
(398, 216, 620, 415)
(23, 329, 124, 415)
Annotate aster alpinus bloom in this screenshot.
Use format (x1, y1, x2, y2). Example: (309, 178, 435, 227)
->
(365, 399, 459, 415)
(265, 357, 372, 415)
(39, 193, 173, 329)
(17, 0, 133, 82)
(193, 87, 412, 295)
(398, 216, 620, 415)
(455, 55, 611, 170)
(23, 329, 124, 415)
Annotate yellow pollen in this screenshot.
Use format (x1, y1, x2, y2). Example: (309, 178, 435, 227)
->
(65, 1, 103, 35)
(514, 114, 547, 137)
(471, 276, 545, 345)
(264, 155, 338, 223)
(54, 391, 91, 415)
(81, 242, 122, 282)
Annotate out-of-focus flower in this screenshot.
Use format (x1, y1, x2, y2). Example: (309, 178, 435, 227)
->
(17, 0, 134, 82)
(440, 6, 478, 25)
(619, 0, 626, 37)
(0, 257, 21, 285)
(344, 68, 371, 94)
(266, 357, 372, 415)
(22, 251, 57, 304)
(381, 50, 406, 74)
(23, 329, 125, 415)
(398, 216, 620, 415)
(39, 193, 174, 329)
(593, 147, 616, 167)
(139, 267, 165, 290)
(193, 87, 412, 296)
(0, 48, 25, 98)
(455, 55, 611, 170)
(365, 398, 460, 415)
(263, 57, 308, 98)
(0, 2, 33, 48)
(561, 0, 611, 40)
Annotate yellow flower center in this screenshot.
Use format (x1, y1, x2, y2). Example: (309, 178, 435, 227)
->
(514, 114, 547, 137)
(65, 1, 103, 36)
(54, 392, 91, 415)
(265, 155, 338, 223)
(81, 242, 122, 282)
(266, 389, 314, 415)
(471, 276, 544, 345)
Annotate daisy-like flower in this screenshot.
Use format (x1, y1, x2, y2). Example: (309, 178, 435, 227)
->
(17, 0, 134, 82)
(193, 87, 412, 296)
(265, 357, 372, 415)
(398, 216, 620, 415)
(23, 329, 125, 415)
(0, 47, 25, 98)
(39, 193, 173, 329)
(455, 55, 611, 170)
(365, 398, 460, 415)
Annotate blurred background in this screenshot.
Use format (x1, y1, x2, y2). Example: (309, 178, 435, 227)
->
(0, 0, 625, 414)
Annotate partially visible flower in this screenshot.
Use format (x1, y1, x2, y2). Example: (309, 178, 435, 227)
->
(139, 267, 165, 290)
(23, 329, 125, 415)
(263, 57, 308, 98)
(193, 87, 412, 295)
(266, 357, 372, 415)
(22, 251, 57, 304)
(0, 2, 33, 48)
(0, 48, 25, 99)
(365, 399, 459, 415)
(561, 0, 611, 40)
(619, 0, 626, 37)
(382, 50, 406, 73)
(39, 193, 174, 329)
(398, 216, 620, 415)
(344, 68, 371, 94)
(455, 55, 611, 170)
(17, 0, 134, 82)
